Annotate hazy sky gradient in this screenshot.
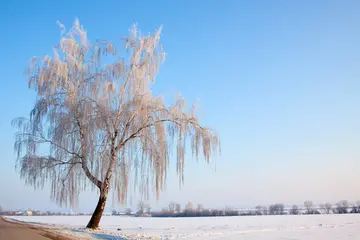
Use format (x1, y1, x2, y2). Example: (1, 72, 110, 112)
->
(2, 0, 360, 212)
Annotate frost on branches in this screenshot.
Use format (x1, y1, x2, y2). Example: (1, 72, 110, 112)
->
(12, 19, 220, 228)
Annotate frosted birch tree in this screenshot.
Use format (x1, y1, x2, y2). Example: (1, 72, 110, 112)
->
(12, 19, 220, 229)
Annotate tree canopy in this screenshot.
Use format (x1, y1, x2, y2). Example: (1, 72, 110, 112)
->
(13, 18, 220, 223)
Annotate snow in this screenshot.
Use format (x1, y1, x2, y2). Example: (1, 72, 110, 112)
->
(5, 214, 360, 240)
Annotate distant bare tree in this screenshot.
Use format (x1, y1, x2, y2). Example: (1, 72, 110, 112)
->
(335, 200, 349, 214)
(269, 203, 284, 215)
(304, 201, 313, 214)
(137, 201, 146, 215)
(268, 204, 276, 215)
(261, 206, 268, 215)
(13, 19, 220, 229)
(290, 205, 299, 215)
(341, 200, 349, 213)
(355, 201, 360, 213)
(320, 203, 332, 214)
(350, 201, 360, 213)
(278, 203, 284, 215)
(175, 203, 181, 213)
(145, 204, 151, 214)
(169, 202, 176, 213)
(0, 205, 3, 213)
(351, 204, 358, 213)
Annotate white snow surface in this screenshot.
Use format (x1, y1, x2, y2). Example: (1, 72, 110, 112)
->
(5, 214, 360, 240)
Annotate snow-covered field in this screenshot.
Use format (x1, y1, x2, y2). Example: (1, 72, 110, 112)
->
(6, 214, 360, 240)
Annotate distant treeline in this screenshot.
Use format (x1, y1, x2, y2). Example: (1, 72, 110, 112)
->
(151, 209, 239, 218)
(3, 199, 360, 218)
(136, 200, 360, 218)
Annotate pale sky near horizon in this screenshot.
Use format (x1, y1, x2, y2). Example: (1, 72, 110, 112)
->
(2, 0, 360, 212)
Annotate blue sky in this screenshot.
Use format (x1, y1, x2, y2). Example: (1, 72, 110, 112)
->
(1, 0, 360, 212)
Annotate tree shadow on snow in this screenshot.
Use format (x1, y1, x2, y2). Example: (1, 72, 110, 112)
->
(91, 233, 127, 240)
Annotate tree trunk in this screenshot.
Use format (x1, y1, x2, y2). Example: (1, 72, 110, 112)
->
(87, 146, 115, 229)
(86, 189, 108, 229)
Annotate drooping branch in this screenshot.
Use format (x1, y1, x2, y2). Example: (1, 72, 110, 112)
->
(75, 114, 103, 189)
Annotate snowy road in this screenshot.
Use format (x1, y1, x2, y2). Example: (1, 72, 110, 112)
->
(0, 217, 56, 240)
